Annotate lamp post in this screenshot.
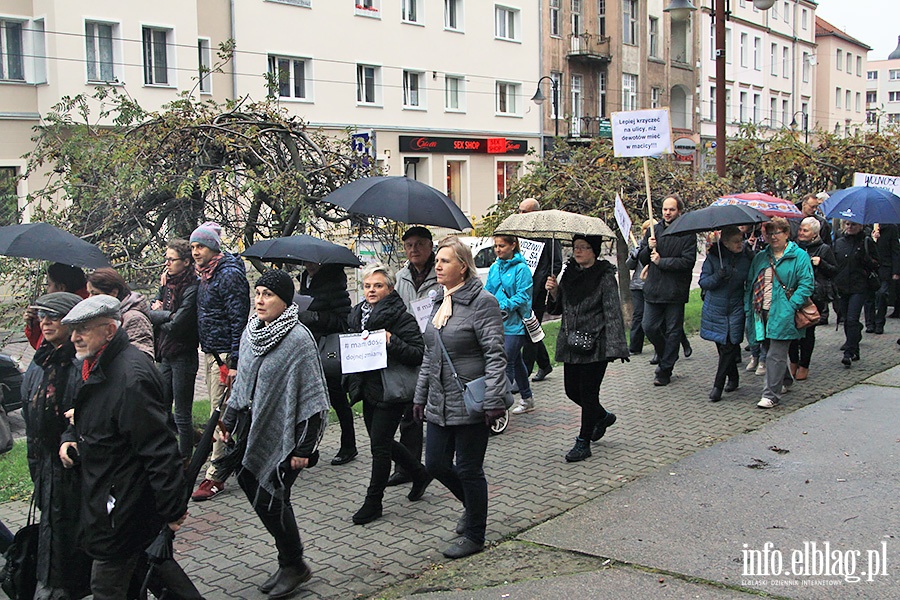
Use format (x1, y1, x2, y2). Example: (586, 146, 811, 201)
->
(665, 0, 775, 177)
(789, 110, 809, 144)
(531, 76, 560, 139)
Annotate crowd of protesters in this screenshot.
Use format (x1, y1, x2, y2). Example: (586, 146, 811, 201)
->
(12, 190, 900, 599)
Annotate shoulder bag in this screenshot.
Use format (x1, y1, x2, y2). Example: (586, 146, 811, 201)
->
(565, 308, 599, 354)
(0, 404, 12, 455)
(769, 257, 820, 330)
(434, 332, 513, 416)
(1, 496, 38, 600)
(317, 333, 342, 378)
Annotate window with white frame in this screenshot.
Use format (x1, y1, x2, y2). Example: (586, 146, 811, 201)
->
(836, 49, 842, 71)
(356, 0, 380, 17)
(445, 0, 462, 30)
(495, 6, 519, 41)
(570, 74, 583, 134)
(770, 43, 777, 76)
(0, 19, 25, 81)
(198, 38, 211, 93)
(740, 33, 747, 67)
(856, 56, 862, 76)
(845, 90, 851, 110)
(846, 53, 852, 73)
(709, 23, 715, 60)
(403, 70, 423, 107)
(725, 88, 732, 121)
(725, 27, 732, 64)
(709, 86, 715, 120)
(445, 75, 464, 110)
(356, 64, 380, 104)
(867, 70, 877, 80)
(142, 26, 171, 85)
(402, 0, 422, 23)
(782, 99, 788, 123)
(649, 17, 659, 58)
(783, 1, 789, 23)
(598, 70, 607, 116)
(801, 8, 807, 29)
(550, 0, 561, 37)
(622, 73, 637, 111)
(623, 0, 637, 45)
(782, 47, 789, 78)
(769, 97, 777, 124)
(598, 0, 606, 37)
(753, 37, 761, 70)
(889, 91, 900, 103)
(572, 0, 582, 34)
(835, 87, 841, 108)
(856, 92, 861, 112)
(890, 69, 900, 81)
(739, 91, 747, 122)
(550, 71, 562, 119)
(268, 55, 309, 100)
(802, 52, 809, 82)
(496, 161, 521, 200)
(752, 93, 760, 123)
(866, 91, 876, 103)
(85, 21, 117, 83)
(496, 81, 520, 115)
(651, 87, 660, 109)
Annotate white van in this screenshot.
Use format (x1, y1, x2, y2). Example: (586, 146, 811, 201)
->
(456, 236, 496, 283)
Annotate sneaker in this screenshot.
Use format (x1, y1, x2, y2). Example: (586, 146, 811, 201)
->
(781, 385, 791, 394)
(511, 398, 535, 414)
(746, 356, 759, 371)
(565, 437, 592, 462)
(755, 363, 766, 376)
(191, 478, 225, 502)
(757, 397, 779, 409)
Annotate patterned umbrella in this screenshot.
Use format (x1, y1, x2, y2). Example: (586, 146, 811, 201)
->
(712, 193, 802, 219)
(492, 209, 616, 239)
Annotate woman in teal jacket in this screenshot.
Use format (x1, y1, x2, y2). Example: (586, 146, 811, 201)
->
(485, 235, 535, 414)
(744, 218, 815, 409)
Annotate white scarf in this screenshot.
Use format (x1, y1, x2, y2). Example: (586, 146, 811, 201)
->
(431, 281, 466, 330)
(246, 303, 299, 356)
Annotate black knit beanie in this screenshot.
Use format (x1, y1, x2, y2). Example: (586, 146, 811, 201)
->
(572, 234, 603, 257)
(256, 269, 295, 306)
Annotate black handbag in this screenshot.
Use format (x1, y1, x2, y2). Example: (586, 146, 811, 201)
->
(565, 310, 598, 355)
(1, 497, 38, 600)
(317, 333, 342, 378)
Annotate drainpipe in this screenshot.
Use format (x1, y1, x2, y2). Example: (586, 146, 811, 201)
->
(230, 0, 238, 99)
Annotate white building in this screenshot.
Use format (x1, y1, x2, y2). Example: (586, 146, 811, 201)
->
(0, 1, 542, 223)
(814, 16, 870, 137)
(696, 0, 816, 168)
(866, 36, 900, 132)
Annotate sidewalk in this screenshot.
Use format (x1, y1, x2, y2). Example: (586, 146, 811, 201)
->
(1, 320, 898, 599)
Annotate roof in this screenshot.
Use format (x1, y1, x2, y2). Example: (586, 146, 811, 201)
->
(815, 17, 873, 51)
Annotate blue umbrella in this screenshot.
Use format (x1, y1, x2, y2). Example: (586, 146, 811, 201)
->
(821, 186, 900, 224)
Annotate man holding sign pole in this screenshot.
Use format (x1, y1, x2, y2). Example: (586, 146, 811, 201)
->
(638, 195, 696, 386)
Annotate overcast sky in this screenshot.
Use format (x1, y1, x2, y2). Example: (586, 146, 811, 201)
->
(815, 0, 898, 61)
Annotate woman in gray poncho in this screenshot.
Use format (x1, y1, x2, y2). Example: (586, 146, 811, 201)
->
(221, 269, 329, 600)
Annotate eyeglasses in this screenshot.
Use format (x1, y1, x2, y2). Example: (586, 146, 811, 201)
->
(573, 244, 593, 251)
(765, 230, 788, 236)
(37, 310, 62, 321)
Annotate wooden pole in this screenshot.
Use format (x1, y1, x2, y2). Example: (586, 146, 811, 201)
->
(643, 157, 654, 227)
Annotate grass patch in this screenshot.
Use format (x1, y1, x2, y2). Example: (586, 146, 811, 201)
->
(0, 441, 34, 502)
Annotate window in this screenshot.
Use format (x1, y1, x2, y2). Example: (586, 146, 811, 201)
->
(0, 167, 20, 226)
(570, 74, 583, 134)
(671, 19, 688, 63)
(856, 56, 862, 76)
(198, 38, 211, 93)
(496, 161, 521, 201)
(868, 70, 877, 80)
(846, 53, 852, 73)
(496, 81, 520, 115)
(356, 64, 380, 104)
(622, 73, 637, 111)
(891, 69, 900, 81)
(550, 71, 562, 119)
(0, 19, 25, 80)
(836, 49, 842, 71)
(867, 91, 876, 103)
(598, 0, 606, 37)
(85, 21, 116, 83)
(572, 0, 582, 35)
(740, 33, 747, 68)
(752, 93, 760, 123)
(890, 114, 900, 124)
(402, 0, 422, 23)
(782, 47, 789, 78)
(355, 0, 380, 17)
(709, 23, 715, 60)
(623, 0, 637, 45)
(142, 26, 170, 85)
(268, 55, 308, 100)
(402, 70, 423, 107)
(739, 91, 747, 122)
(725, 27, 732, 64)
(802, 52, 809, 82)
(856, 92, 861, 112)
(598, 70, 607, 117)
(550, 0, 561, 37)
(782, 99, 788, 124)
(783, 1, 789, 23)
(835, 87, 841, 109)
(445, 75, 464, 110)
(495, 6, 519, 41)
(649, 17, 659, 58)
(801, 8, 808, 29)
(846, 90, 851, 111)
(445, 0, 462, 30)
(725, 88, 732, 121)
(651, 87, 660, 109)
(709, 86, 716, 120)
(890, 91, 900, 103)
(770, 43, 777, 76)
(753, 37, 761, 70)
(770, 97, 777, 124)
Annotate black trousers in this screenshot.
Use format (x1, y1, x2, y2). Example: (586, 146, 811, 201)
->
(642, 301, 686, 376)
(363, 401, 424, 502)
(237, 467, 303, 568)
(393, 405, 423, 478)
(327, 374, 356, 452)
(629, 289, 645, 352)
(713, 342, 741, 389)
(788, 325, 816, 368)
(563, 361, 609, 441)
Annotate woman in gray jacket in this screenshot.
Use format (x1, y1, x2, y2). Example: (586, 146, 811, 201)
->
(413, 236, 509, 560)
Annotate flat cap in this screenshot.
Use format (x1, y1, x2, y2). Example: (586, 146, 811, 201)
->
(31, 292, 84, 319)
(61, 294, 121, 325)
(402, 226, 432, 241)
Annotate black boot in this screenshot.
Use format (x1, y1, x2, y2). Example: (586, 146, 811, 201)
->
(408, 469, 433, 501)
(268, 560, 312, 600)
(565, 437, 592, 462)
(709, 387, 723, 402)
(724, 376, 739, 392)
(591, 412, 617, 442)
(258, 567, 283, 593)
(352, 499, 383, 525)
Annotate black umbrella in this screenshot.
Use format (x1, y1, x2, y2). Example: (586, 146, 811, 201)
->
(243, 235, 362, 267)
(0, 223, 110, 268)
(662, 204, 770, 236)
(323, 176, 473, 230)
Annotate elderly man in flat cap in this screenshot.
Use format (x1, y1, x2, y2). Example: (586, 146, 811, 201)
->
(58, 295, 188, 600)
(22, 292, 92, 599)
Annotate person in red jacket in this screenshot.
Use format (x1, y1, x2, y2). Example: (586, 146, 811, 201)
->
(24, 263, 88, 349)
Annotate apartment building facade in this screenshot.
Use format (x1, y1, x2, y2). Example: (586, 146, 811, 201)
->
(814, 16, 870, 137)
(697, 0, 816, 169)
(0, 0, 542, 223)
(865, 36, 900, 132)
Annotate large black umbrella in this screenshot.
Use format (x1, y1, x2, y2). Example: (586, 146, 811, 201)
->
(0, 223, 110, 268)
(323, 176, 473, 230)
(662, 204, 770, 236)
(242, 235, 362, 267)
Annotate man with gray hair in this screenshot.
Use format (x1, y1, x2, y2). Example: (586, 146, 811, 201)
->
(59, 295, 188, 600)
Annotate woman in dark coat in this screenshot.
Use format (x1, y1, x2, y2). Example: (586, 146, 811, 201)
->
(698, 227, 752, 402)
(413, 236, 509, 560)
(545, 234, 629, 462)
(833, 221, 878, 366)
(22, 292, 93, 600)
(149, 238, 200, 461)
(298, 262, 357, 465)
(346, 264, 430, 525)
(789, 217, 837, 380)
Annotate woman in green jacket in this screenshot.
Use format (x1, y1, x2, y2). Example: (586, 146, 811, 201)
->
(744, 218, 815, 409)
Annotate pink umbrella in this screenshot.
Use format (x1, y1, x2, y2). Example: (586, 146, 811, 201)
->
(712, 192, 802, 218)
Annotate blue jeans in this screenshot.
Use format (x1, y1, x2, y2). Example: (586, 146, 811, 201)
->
(504, 334, 532, 399)
(158, 352, 199, 459)
(425, 421, 490, 545)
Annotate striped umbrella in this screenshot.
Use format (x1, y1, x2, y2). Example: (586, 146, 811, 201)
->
(712, 192, 802, 219)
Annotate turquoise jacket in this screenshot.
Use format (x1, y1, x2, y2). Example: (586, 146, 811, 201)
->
(744, 241, 815, 342)
(485, 251, 533, 336)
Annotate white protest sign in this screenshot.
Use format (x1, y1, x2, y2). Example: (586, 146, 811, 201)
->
(339, 329, 387, 374)
(410, 296, 435, 333)
(613, 193, 632, 242)
(611, 108, 673, 158)
(853, 172, 900, 196)
(517, 238, 545, 275)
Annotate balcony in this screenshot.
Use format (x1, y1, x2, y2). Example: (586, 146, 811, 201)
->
(567, 33, 612, 65)
(567, 115, 612, 139)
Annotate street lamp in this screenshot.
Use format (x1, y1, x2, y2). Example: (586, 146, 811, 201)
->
(790, 110, 809, 144)
(531, 76, 560, 139)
